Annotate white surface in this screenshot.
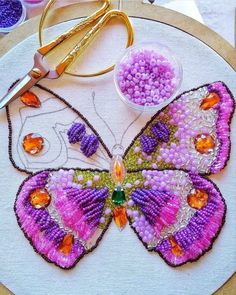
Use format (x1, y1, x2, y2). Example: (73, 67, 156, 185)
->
(144, 0, 236, 46)
(0, 17, 236, 295)
(164, 0, 204, 23)
(144, 0, 204, 23)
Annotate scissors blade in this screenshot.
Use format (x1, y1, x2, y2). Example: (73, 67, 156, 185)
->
(0, 52, 50, 109)
(0, 72, 45, 109)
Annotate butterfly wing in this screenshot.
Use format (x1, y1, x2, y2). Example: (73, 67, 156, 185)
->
(15, 168, 114, 269)
(124, 82, 235, 175)
(7, 84, 111, 173)
(123, 170, 225, 266)
(123, 81, 234, 266)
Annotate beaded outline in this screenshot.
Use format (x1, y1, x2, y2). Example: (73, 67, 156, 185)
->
(127, 172, 227, 267)
(123, 81, 235, 176)
(14, 167, 113, 270)
(6, 82, 113, 175)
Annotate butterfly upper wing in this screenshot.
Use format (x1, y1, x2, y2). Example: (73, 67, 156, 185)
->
(123, 170, 226, 266)
(7, 84, 111, 173)
(15, 168, 114, 269)
(124, 82, 235, 175)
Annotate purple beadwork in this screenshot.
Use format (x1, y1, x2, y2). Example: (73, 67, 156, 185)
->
(207, 82, 235, 173)
(131, 189, 171, 224)
(140, 135, 157, 154)
(131, 188, 180, 238)
(67, 123, 86, 144)
(80, 134, 99, 157)
(15, 171, 85, 269)
(151, 121, 170, 143)
(156, 173, 225, 266)
(54, 186, 108, 240)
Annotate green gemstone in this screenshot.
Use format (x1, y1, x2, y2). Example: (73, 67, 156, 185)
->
(112, 186, 126, 205)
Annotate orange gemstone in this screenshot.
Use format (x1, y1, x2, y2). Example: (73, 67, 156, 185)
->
(114, 161, 122, 181)
(113, 206, 127, 230)
(169, 236, 183, 257)
(22, 133, 44, 155)
(21, 91, 41, 108)
(30, 188, 51, 209)
(58, 234, 74, 255)
(110, 155, 126, 185)
(194, 134, 215, 154)
(187, 189, 208, 209)
(200, 92, 220, 110)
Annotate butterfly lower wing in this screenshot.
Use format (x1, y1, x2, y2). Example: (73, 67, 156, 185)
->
(124, 82, 235, 175)
(15, 169, 114, 269)
(124, 170, 225, 266)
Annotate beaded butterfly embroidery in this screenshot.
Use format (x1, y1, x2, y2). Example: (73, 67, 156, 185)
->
(8, 81, 234, 269)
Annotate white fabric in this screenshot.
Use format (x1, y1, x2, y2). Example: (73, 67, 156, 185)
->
(143, 0, 235, 46)
(143, 0, 204, 24)
(0, 18, 235, 295)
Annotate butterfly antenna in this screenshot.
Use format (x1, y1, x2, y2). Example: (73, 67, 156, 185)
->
(120, 109, 144, 146)
(92, 91, 117, 144)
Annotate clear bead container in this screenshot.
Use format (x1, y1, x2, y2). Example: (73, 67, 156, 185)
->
(114, 42, 183, 112)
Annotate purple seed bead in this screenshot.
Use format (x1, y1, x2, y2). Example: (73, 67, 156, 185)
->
(151, 121, 170, 143)
(80, 134, 99, 157)
(117, 48, 176, 107)
(140, 135, 157, 154)
(67, 123, 86, 144)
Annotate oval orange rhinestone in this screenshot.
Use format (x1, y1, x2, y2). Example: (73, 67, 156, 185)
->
(194, 133, 215, 154)
(59, 234, 74, 255)
(113, 206, 127, 231)
(187, 189, 208, 209)
(21, 91, 41, 108)
(169, 236, 183, 257)
(30, 188, 51, 209)
(22, 133, 44, 155)
(200, 92, 220, 110)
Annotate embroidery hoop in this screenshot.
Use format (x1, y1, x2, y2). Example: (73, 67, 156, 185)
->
(0, 1, 235, 294)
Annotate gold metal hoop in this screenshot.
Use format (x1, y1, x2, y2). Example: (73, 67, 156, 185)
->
(39, 0, 134, 77)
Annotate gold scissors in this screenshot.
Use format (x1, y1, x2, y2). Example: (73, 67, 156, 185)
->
(0, 0, 134, 109)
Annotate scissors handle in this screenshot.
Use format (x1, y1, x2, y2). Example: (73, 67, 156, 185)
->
(56, 10, 134, 76)
(38, 0, 111, 56)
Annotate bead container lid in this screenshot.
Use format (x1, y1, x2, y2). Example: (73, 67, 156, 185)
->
(114, 42, 183, 112)
(0, 0, 26, 33)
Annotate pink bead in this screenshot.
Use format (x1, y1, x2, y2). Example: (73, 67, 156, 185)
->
(117, 48, 176, 106)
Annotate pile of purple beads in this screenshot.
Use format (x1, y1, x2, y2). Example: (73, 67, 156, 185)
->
(116, 48, 177, 107)
(0, 0, 24, 29)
